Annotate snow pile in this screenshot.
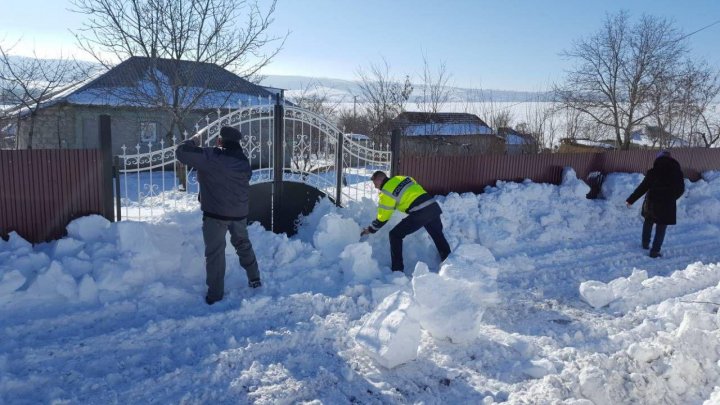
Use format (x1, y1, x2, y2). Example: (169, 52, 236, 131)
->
(356, 244, 499, 368)
(560, 167, 591, 199)
(313, 212, 361, 258)
(580, 262, 720, 312)
(339, 242, 381, 282)
(412, 244, 499, 343)
(355, 290, 422, 368)
(2, 168, 720, 403)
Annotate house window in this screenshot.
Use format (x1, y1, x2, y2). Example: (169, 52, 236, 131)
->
(140, 122, 157, 143)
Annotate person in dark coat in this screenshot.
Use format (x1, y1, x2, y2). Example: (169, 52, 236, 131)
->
(176, 126, 261, 305)
(626, 151, 685, 258)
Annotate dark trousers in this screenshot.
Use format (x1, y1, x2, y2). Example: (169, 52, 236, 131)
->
(642, 218, 667, 254)
(202, 216, 260, 301)
(388, 203, 451, 272)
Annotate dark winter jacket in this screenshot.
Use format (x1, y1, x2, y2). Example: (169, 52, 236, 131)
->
(176, 139, 252, 220)
(626, 155, 685, 225)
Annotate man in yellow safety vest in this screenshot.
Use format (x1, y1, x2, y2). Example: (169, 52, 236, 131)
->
(361, 171, 451, 272)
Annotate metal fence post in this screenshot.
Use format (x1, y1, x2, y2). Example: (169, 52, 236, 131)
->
(390, 128, 401, 176)
(113, 156, 122, 221)
(335, 132, 344, 206)
(99, 115, 115, 222)
(272, 94, 284, 233)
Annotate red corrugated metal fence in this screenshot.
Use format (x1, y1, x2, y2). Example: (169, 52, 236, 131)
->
(398, 148, 720, 195)
(0, 149, 107, 243)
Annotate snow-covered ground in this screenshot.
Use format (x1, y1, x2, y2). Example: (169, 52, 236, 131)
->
(2, 169, 720, 404)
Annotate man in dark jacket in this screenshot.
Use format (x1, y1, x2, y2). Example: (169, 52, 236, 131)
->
(361, 171, 451, 272)
(176, 126, 261, 304)
(626, 151, 685, 258)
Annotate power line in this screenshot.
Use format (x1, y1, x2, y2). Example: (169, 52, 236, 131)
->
(677, 19, 720, 42)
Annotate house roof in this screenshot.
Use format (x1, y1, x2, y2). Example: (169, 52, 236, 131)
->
(497, 127, 537, 145)
(5, 56, 275, 114)
(80, 57, 273, 96)
(390, 112, 494, 137)
(631, 127, 689, 147)
(393, 112, 490, 127)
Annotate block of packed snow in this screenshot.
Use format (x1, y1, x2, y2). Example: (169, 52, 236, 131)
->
(627, 342, 663, 363)
(438, 244, 498, 285)
(580, 269, 648, 309)
(355, 290, 421, 368)
(607, 269, 647, 297)
(578, 366, 612, 405)
(60, 256, 93, 278)
(27, 261, 77, 300)
(53, 237, 85, 258)
(702, 170, 720, 182)
(412, 245, 499, 344)
(78, 275, 98, 303)
(0, 270, 26, 295)
(370, 274, 411, 304)
(560, 167, 591, 199)
(601, 172, 644, 205)
(340, 242, 380, 283)
(0, 232, 32, 255)
(579, 280, 614, 309)
(66, 215, 111, 241)
(412, 271, 484, 343)
(115, 222, 183, 285)
(313, 213, 361, 258)
(523, 358, 557, 378)
(116, 221, 152, 253)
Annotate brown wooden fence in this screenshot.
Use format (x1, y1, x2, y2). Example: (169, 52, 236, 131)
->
(1, 115, 114, 244)
(398, 148, 720, 195)
(0, 149, 112, 243)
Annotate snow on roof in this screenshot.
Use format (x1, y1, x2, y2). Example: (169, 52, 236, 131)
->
(395, 111, 490, 127)
(5, 56, 275, 116)
(345, 133, 370, 141)
(574, 139, 616, 149)
(630, 130, 691, 147)
(403, 123, 494, 136)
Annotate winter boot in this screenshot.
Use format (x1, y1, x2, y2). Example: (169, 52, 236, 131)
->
(205, 295, 222, 305)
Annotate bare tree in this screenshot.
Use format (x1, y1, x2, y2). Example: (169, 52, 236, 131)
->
(696, 112, 720, 148)
(288, 80, 342, 119)
(460, 88, 514, 133)
(69, 0, 286, 138)
(555, 11, 689, 150)
(680, 63, 720, 148)
(516, 97, 558, 152)
(415, 56, 453, 114)
(645, 60, 716, 148)
(490, 110, 513, 131)
(337, 109, 371, 135)
(356, 58, 412, 141)
(0, 42, 90, 149)
(286, 81, 344, 172)
(557, 105, 584, 141)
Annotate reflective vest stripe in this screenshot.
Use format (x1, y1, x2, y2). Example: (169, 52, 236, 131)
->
(407, 198, 435, 213)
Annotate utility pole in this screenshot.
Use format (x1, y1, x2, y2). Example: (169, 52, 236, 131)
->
(353, 95, 357, 133)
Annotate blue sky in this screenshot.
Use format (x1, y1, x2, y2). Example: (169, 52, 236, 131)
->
(1, 0, 718, 91)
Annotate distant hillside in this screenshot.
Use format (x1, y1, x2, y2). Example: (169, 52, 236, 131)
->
(260, 74, 552, 103)
(2, 56, 550, 103)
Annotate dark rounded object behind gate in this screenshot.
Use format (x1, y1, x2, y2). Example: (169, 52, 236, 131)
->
(248, 182, 329, 236)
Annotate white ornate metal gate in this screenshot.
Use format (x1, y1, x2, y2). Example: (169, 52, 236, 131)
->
(116, 96, 393, 230)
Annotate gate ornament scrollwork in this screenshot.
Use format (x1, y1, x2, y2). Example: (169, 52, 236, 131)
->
(115, 98, 391, 221)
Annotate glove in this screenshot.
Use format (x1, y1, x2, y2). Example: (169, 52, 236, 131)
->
(360, 227, 371, 237)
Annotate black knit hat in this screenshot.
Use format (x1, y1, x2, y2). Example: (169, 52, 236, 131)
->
(220, 126, 241, 142)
